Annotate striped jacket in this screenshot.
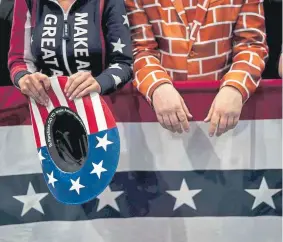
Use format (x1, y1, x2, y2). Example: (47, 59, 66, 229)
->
(8, 0, 133, 95)
(125, 0, 269, 103)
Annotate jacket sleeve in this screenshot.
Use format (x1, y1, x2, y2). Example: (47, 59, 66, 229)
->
(95, 0, 133, 95)
(125, 0, 172, 103)
(8, 0, 37, 88)
(220, 0, 269, 102)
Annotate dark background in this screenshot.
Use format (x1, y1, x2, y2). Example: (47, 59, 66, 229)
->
(262, 0, 282, 79)
(0, 0, 282, 86)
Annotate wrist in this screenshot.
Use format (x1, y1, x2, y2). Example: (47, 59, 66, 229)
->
(220, 85, 244, 103)
(152, 82, 172, 100)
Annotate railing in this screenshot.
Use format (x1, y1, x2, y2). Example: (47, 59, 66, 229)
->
(0, 79, 281, 125)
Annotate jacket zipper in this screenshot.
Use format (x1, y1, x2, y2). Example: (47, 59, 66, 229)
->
(50, 0, 77, 76)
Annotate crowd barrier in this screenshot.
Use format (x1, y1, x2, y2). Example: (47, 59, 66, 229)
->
(0, 79, 281, 242)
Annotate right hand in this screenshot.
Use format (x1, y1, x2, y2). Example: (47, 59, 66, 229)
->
(152, 84, 193, 133)
(18, 72, 50, 106)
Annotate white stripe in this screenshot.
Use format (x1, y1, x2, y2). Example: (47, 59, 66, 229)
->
(90, 92, 107, 131)
(0, 119, 281, 176)
(24, 12, 37, 73)
(29, 99, 46, 147)
(49, 76, 69, 107)
(45, 99, 54, 113)
(0, 217, 280, 242)
(74, 98, 90, 134)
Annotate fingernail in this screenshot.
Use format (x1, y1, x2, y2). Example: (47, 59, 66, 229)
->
(66, 93, 69, 97)
(69, 96, 73, 101)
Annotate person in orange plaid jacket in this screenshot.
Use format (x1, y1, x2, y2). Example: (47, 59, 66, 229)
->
(125, 0, 268, 137)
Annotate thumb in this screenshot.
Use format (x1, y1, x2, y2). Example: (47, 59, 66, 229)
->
(39, 74, 51, 91)
(204, 101, 214, 122)
(181, 98, 193, 119)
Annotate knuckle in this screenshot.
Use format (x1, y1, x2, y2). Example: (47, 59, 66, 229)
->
(172, 122, 179, 127)
(211, 122, 218, 127)
(178, 114, 186, 122)
(37, 86, 44, 92)
(21, 86, 28, 93)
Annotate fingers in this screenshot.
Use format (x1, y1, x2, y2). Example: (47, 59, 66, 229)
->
(176, 109, 189, 133)
(204, 100, 215, 122)
(29, 74, 49, 104)
(65, 72, 100, 99)
(65, 71, 86, 97)
(156, 114, 166, 130)
(21, 81, 42, 104)
(36, 73, 51, 91)
(64, 71, 84, 93)
(181, 98, 193, 119)
(232, 116, 240, 129)
(162, 115, 174, 132)
(216, 115, 228, 137)
(19, 73, 50, 106)
(169, 113, 182, 133)
(76, 82, 100, 98)
(208, 111, 220, 137)
(69, 77, 93, 100)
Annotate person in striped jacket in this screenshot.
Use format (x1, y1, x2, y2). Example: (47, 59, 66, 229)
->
(8, 0, 133, 106)
(125, 0, 268, 137)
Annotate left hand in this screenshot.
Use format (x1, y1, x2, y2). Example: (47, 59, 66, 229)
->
(204, 86, 243, 137)
(64, 71, 101, 100)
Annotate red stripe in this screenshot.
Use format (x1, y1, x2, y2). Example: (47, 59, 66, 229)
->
(83, 96, 98, 133)
(47, 88, 61, 108)
(0, 79, 281, 126)
(31, 0, 37, 28)
(100, 96, 116, 129)
(57, 77, 77, 112)
(8, 0, 29, 82)
(28, 102, 40, 148)
(37, 103, 49, 124)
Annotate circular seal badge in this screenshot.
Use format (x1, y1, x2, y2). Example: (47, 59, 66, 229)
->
(28, 76, 120, 205)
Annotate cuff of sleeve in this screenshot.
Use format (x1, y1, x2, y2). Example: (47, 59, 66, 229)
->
(146, 79, 173, 104)
(95, 73, 116, 95)
(220, 80, 249, 103)
(14, 70, 31, 88)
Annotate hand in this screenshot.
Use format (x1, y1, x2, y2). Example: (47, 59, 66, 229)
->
(18, 72, 50, 106)
(152, 84, 193, 133)
(204, 86, 243, 137)
(278, 53, 282, 78)
(65, 71, 101, 100)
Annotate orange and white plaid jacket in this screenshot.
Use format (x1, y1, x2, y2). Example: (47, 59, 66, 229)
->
(125, 0, 268, 103)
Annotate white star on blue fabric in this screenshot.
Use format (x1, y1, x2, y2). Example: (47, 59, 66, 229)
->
(38, 149, 45, 165)
(47, 171, 58, 188)
(122, 14, 129, 27)
(112, 75, 122, 85)
(96, 133, 113, 151)
(111, 38, 126, 53)
(96, 186, 123, 212)
(245, 177, 281, 210)
(13, 182, 48, 216)
(90, 161, 107, 179)
(109, 63, 122, 70)
(166, 179, 202, 210)
(70, 177, 85, 195)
